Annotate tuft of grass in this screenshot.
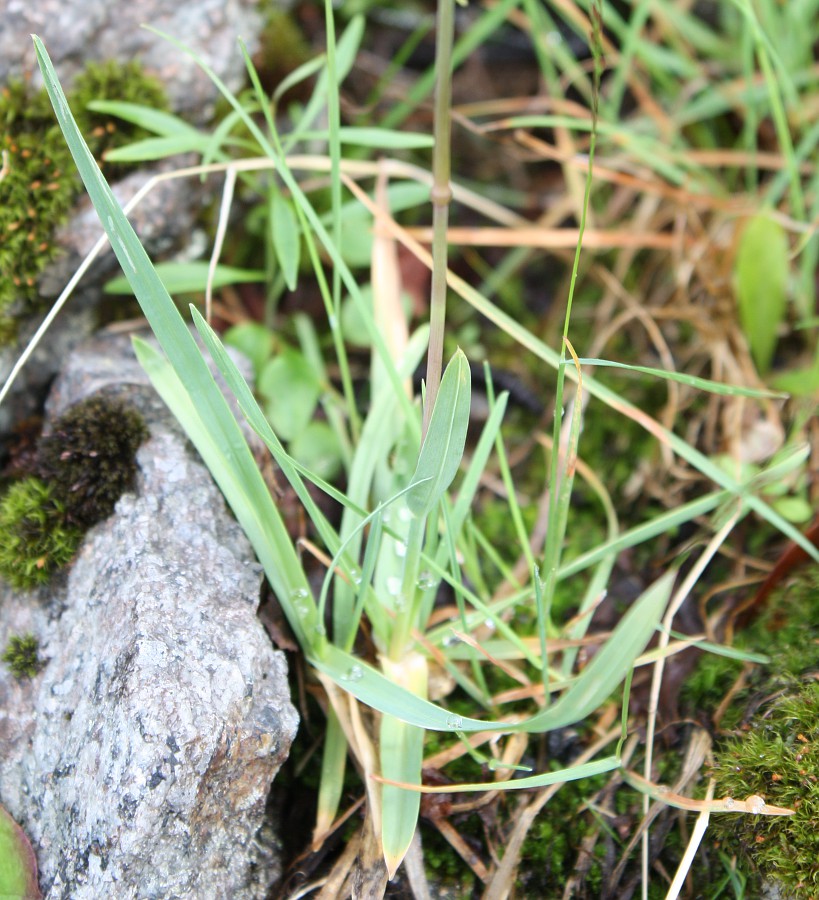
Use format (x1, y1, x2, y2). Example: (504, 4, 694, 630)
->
(11, 0, 819, 891)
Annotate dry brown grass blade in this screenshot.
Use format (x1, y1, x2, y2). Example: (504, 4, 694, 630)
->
(404, 224, 684, 251)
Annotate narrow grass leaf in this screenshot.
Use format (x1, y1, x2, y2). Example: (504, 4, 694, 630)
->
(105, 262, 264, 295)
(133, 338, 318, 647)
(406, 349, 471, 518)
(86, 99, 198, 136)
(316, 572, 669, 732)
(379, 755, 619, 793)
(273, 53, 327, 105)
(294, 127, 434, 149)
(575, 359, 788, 399)
(103, 134, 212, 162)
(379, 655, 427, 878)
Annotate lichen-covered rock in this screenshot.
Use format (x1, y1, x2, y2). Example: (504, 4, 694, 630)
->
(0, 331, 298, 899)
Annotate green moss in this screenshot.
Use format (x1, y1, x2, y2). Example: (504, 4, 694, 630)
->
(0, 62, 167, 342)
(69, 59, 167, 173)
(0, 477, 82, 589)
(256, 7, 313, 97)
(682, 568, 819, 729)
(2, 633, 42, 679)
(0, 81, 76, 340)
(36, 395, 148, 528)
(709, 681, 819, 897)
(685, 569, 819, 895)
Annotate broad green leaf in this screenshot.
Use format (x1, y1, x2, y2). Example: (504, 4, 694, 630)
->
(269, 191, 301, 291)
(771, 495, 812, 523)
(223, 322, 274, 379)
(105, 262, 264, 296)
(290, 421, 343, 481)
(735, 215, 790, 373)
(406, 350, 471, 518)
(258, 349, 321, 442)
(0, 804, 41, 899)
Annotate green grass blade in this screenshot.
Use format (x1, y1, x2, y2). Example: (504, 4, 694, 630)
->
(314, 570, 670, 733)
(86, 99, 199, 136)
(575, 359, 788, 398)
(105, 262, 264, 295)
(133, 338, 318, 647)
(406, 349, 471, 518)
(384, 755, 620, 794)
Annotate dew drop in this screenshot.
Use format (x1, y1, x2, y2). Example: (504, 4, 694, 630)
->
(398, 506, 412, 523)
(394, 541, 407, 558)
(417, 572, 435, 591)
(747, 795, 766, 814)
(386, 576, 402, 597)
(345, 665, 364, 683)
(446, 714, 464, 730)
(723, 797, 736, 810)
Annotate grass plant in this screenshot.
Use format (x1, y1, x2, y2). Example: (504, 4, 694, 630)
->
(0, 0, 816, 893)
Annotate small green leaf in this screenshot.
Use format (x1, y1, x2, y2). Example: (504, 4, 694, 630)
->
(270, 191, 301, 291)
(771, 495, 812, 524)
(406, 349, 471, 518)
(0, 804, 41, 900)
(258, 349, 321, 442)
(105, 262, 264, 295)
(735, 215, 790, 374)
(223, 322, 274, 379)
(290, 421, 343, 481)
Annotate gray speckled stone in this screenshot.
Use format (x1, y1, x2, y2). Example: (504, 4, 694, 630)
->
(0, 331, 298, 900)
(1, 0, 264, 125)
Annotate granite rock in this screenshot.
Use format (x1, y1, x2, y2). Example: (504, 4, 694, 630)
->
(0, 331, 298, 899)
(1, 0, 264, 125)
